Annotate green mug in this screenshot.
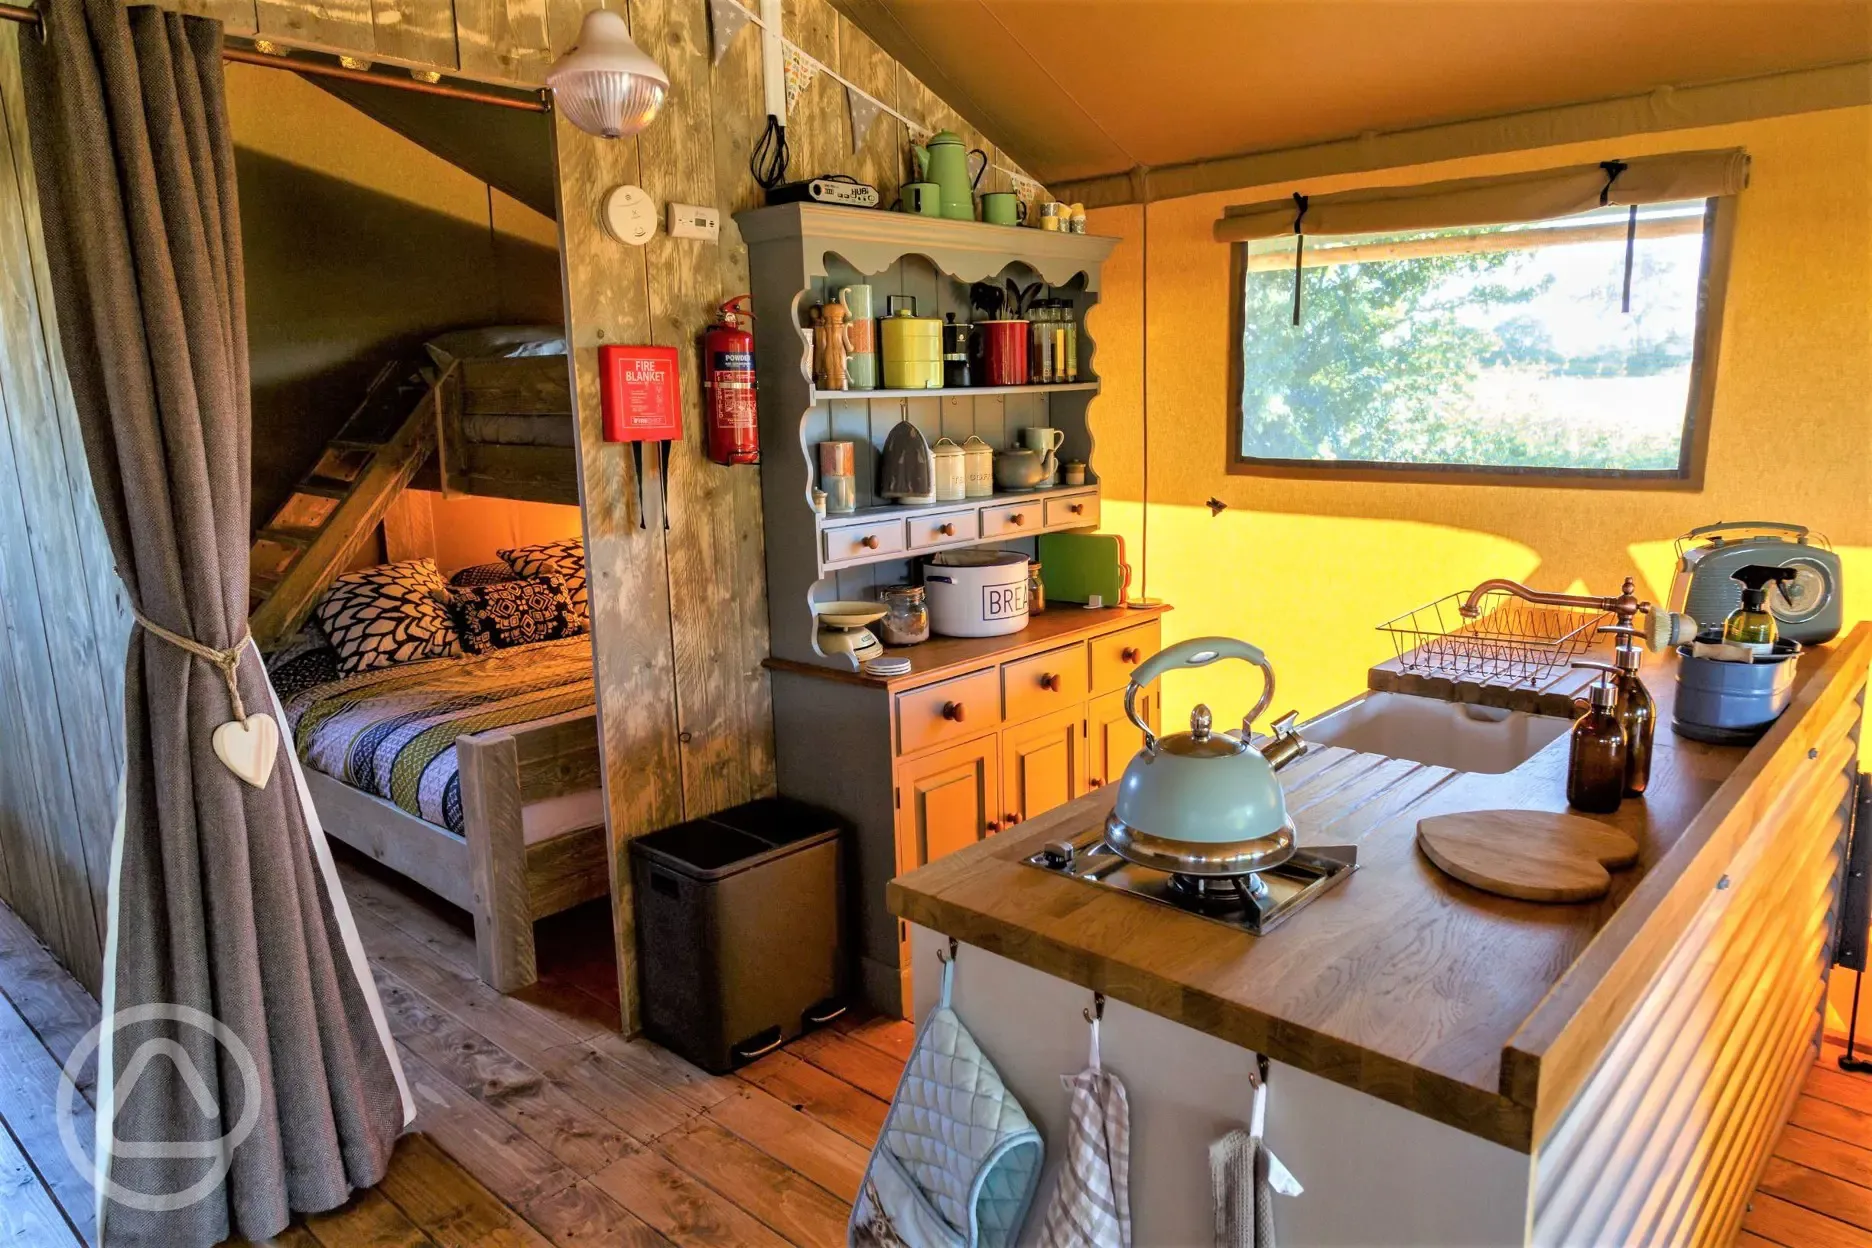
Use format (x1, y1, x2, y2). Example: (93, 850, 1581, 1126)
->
(902, 182, 943, 217)
(981, 192, 1026, 226)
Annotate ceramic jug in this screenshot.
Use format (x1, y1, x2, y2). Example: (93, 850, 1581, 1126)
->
(912, 130, 987, 221)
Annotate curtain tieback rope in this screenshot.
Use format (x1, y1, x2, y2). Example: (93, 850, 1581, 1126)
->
(130, 606, 252, 722)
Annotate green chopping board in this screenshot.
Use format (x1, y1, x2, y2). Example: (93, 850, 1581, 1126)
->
(1038, 533, 1127, 605)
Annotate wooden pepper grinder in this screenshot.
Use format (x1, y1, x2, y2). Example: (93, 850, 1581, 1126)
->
(814, 299, 854, 391)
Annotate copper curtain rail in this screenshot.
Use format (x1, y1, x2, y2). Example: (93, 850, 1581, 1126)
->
(0, 2, 549, 114)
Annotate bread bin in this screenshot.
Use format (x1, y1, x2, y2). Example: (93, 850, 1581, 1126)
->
(922, 549, 1030, 637)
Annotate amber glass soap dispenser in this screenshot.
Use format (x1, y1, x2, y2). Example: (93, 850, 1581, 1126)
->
(1567, 672, 1627, 814)
(1589, 625, 1656, 796)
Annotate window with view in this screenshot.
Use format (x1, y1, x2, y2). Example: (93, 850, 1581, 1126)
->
(1230, 198, 1724, 482)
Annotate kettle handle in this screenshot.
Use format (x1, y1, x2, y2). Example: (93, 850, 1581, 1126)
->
(1126, 637, 1276, 751)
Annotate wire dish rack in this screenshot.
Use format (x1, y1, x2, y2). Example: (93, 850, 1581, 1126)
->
(1378, 590, 1611, 688)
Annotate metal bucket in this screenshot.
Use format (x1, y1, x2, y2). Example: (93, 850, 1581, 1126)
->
(1671, 641, 1799, 744)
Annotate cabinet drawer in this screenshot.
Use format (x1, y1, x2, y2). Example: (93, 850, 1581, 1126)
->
(823, 519, 906, 566)
(908, 508, 979, 551)
(896, 669, 1002, 756)
(1091, 620, 1161, 695)
(1045, 493, 1099, 530)
(981, 501, 1042, 539)
(1002, 642, 1090, 725)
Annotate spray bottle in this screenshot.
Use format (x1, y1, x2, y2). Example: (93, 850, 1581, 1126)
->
(1722, 565, 1799, 658)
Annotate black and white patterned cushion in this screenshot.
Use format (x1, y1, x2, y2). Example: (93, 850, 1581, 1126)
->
(498, 538, 588, 630)
(449, 561, 520, 588)
(314, 559, 462, 675)
(452, 574, 580, 653)
(263, 621, 341, 697)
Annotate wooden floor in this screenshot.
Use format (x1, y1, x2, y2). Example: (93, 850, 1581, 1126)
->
(0, 850, 911, 1248)
(4, 855, 1869, 1248)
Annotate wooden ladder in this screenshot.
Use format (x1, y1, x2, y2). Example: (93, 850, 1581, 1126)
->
(248, 361, 445, 650)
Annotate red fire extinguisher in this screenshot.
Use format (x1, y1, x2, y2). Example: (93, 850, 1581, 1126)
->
(703, 295, 758, 465)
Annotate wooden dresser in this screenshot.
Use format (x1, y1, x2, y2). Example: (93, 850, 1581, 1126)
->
(767, 605, 1165, 1014)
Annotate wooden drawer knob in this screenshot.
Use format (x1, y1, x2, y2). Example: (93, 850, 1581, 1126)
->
(1121, 646, 1141, 663)
(938, 522, 955, 536)
(985, 820, 1002, 834)
(860, 534, 879, 549)
(1089, 776, 1103, 788)
(1010, 512, 1026, 526)
(1004, 812, 1022, 825)
(1069, 503, 1084, 514)
(1040, 673, 1062, 692)
(942, 701, 965, 722)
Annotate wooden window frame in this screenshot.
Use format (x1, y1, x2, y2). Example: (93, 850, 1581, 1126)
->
(1225, 196, 1736, 491)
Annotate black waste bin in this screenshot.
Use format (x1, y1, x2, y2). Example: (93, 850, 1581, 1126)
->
(630, 796, 844, 1073)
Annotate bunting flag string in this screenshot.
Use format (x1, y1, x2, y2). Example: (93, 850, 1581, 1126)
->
(708, 0, 756, 66)
(846, 84, 885, 153)
(783, 44, 820, 112)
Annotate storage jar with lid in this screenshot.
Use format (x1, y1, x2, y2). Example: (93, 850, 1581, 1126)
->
(876, 584, 929, 646)
(930, 437, 967, 502)
(880, 295, 942, 390)
(962, 435, 994, 498)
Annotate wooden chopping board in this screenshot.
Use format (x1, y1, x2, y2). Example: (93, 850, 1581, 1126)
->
(1417, 810, 1639, 903)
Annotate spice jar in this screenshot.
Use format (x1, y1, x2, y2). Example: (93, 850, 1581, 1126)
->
(877, 585, 930, 646)
(1028, 560, 1045, 614)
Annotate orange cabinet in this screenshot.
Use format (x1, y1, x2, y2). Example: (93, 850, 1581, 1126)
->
(895, 734, 1001, 872)
(1088, 687, 1157, 789)
(998, 705, 1086, 828)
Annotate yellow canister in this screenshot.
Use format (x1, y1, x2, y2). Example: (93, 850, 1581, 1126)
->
(880, 296, 943, 390)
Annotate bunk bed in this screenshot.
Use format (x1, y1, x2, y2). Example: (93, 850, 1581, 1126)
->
(250, 335, 601, 994)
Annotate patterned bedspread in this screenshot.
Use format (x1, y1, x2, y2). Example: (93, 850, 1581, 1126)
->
(283, 636, 595, 836)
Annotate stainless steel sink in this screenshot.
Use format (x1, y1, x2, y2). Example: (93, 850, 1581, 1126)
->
(1299, 691, 1571, 774)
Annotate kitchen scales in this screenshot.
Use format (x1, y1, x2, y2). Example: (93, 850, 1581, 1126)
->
(1026, 830, 1356, 936)
(814, 600, 885, 664)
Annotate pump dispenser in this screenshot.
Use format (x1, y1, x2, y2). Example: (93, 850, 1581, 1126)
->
(1723, 565, 1799, 657)
(1567, 670, 1627, 814)
(1591, 625, 1655, 795)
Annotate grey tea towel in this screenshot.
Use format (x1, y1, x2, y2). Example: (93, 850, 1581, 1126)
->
(1210, 1068, 1301, 1248)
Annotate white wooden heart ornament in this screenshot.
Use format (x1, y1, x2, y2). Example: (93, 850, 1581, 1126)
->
(212, 713, 279, 789)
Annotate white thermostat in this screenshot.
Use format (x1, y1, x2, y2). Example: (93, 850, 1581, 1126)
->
(600, 185, 656, 246)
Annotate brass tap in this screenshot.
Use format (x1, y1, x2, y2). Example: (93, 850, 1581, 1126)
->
(1458, 576, 1649, 629)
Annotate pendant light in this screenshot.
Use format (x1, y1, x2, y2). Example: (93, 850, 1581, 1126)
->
(546, 9, 670, 139)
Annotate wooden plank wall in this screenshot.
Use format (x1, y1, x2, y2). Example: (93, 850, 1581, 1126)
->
(0, 26, 130, 995)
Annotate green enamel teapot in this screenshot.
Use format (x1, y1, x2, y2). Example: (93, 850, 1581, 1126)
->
(1106, 637, 1309, 877)
(912, 130, 987, 221)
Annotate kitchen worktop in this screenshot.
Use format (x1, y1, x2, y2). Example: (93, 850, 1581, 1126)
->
(889, 625, 1872, 1151)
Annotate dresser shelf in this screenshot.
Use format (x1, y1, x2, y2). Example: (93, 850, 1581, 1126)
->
(810, 381, 1098, 404)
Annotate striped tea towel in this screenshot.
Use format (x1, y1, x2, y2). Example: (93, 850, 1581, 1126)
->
(1038, 1015, 1131, 1248)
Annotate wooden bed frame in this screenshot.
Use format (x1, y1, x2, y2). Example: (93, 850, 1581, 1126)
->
(414, 355, 580, 506)
(286, 352, 602, 994)
(308, 706, 609, 992)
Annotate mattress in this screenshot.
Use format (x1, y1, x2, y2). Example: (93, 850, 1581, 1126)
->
(284, 636, 597, 841)
(460, 411, 576, 448)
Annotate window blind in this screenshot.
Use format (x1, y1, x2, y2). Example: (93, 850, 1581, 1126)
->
(1212, 148, 1748, 244)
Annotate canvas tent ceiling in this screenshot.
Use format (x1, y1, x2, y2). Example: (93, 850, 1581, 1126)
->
(831, 0, 1872, 195)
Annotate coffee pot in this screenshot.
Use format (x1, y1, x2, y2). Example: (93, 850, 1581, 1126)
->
(912, 130, 987, 221)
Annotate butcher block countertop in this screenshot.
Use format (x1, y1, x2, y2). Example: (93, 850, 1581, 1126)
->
(889, 624, 1872, 1152)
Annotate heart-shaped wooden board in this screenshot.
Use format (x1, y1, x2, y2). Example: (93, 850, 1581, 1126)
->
(1417, 810, 1639, 903)
(212, 713, 279, 789)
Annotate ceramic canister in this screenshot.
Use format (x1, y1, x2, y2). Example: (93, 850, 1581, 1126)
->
(931, 437, 967, 502)
(840, 284, 877, 390)
(976, 319, 1029, 387)
(962, 435, 994, 497)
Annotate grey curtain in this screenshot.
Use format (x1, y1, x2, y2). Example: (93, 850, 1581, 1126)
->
(21, 1, 408, 1243)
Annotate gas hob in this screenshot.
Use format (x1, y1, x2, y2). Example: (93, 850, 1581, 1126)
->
(1023, 830, 1357, 935)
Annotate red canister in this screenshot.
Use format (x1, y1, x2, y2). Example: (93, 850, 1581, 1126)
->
(975, 319, 1029, 387)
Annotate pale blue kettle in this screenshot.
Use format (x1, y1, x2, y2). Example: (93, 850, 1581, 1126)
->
(1106, 638, 1308, 876)
(912, 130, 987, 221)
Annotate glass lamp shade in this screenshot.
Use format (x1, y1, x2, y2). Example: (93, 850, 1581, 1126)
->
(546, 9, 671, 139)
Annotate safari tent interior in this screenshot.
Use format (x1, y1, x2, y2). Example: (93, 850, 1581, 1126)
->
(0, 0, 1866, 1245)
